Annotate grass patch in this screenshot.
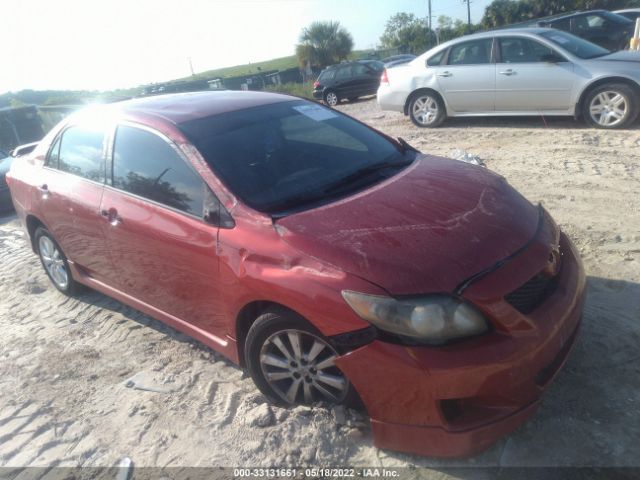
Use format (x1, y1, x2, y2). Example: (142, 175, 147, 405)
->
(264, 82, 315, 99)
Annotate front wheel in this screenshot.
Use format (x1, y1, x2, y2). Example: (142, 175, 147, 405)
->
(35, 226, 82, 295)
(583, 83, 638, 129)
(245, 308, 352, 406)
(323, 90, 339, 107)
(408, 92, 445, 128)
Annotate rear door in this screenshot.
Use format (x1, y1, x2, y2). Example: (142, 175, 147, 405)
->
(433, 38, 496, 113)
(350, 63, 380, 97)
(38, 123, 110, 278)
(495, 36, 575, 112)
(99, 123, 228, 339)
(333, 65, 355, 98)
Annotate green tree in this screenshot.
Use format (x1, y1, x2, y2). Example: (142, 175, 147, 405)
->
(436, 15, 476, 43)
(379, 13, 432, 54)
(481, 0, 640, 28)
(295, 21, 354, 69)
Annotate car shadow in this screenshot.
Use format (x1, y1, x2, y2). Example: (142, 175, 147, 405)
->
(380, 275, 640, 469)
(440, 115, 640, 130)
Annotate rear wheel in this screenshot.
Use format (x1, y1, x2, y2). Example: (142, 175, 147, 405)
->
(408, 91, 445, 128)
(323, 90, 339, 107)
(583, 83, 638, 129)
(35, 227, 82, 295)
(245, 308, 352, 406)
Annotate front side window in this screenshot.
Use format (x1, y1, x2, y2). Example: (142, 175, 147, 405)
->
(56, 125, 105, 182)
(179, 100, 414, 215)
(499, 37, 558, 63)
(318, 69, 336, 82)
(352, 64, 369, 76)
(112, 125, 205, 216)
(448, 39, 493, 65)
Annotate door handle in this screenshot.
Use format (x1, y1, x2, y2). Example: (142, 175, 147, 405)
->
(437, 71, 452, 77)
(37, 184, 49, 198)
(101, 208, 122, 226)
(499, 69, 516, 76)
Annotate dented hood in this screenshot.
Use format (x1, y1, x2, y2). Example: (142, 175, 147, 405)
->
(275, 155, 539, 295)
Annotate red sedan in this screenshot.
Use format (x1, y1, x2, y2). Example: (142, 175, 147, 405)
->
(6, 91, 585, 457)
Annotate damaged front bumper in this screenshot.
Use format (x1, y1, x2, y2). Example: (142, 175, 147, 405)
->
(334, 233, 586, 457)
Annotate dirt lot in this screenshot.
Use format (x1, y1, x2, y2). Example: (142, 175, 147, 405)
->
(1, 99, 639, 473)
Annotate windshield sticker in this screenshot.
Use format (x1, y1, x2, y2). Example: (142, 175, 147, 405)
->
(293, 104, 338, 121)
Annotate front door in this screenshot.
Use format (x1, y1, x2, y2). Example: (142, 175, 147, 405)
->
(99, 124, 227, 340)
(495, 36, 576, 112)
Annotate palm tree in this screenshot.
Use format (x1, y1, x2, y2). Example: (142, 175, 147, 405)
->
(296, 21, 354, 69)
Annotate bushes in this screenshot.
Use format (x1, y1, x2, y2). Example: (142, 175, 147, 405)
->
(264, 82, 315, 99)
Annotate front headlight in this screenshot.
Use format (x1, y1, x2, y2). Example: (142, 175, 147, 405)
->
(342, 291, 489, 345)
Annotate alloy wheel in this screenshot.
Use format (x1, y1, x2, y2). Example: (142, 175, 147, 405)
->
(412, 95, 439, 126)
(259, 329, 347, 405)
(589, 91, 628, 127)
(325, 92, 338, 107)
(39, 235, 69, 289)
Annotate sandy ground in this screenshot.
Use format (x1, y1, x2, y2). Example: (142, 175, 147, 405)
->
(0, 99, 639, 474)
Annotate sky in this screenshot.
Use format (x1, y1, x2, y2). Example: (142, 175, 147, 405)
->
(2, 0, 492, 94)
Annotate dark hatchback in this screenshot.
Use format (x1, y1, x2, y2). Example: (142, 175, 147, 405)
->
(519, 10, 633, 51)
(313, 61, 382, 107)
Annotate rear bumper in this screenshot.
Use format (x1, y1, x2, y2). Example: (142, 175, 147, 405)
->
(335, 233, 585, 457)
(312, 90, 323, 100)
(376, 85, 406, 113)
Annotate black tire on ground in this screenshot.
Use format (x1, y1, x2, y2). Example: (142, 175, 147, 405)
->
(34, 226, 82, 295)
(582, 83, 639, 129)
(323, 90, 339, 107)
(245, 307, 357, 407)
(408, 91, 446, 128)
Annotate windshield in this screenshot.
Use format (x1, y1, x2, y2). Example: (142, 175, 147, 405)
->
(539, 30, 611, 59)
(179, 100, 414, 215)
(601, 10, 633, 24)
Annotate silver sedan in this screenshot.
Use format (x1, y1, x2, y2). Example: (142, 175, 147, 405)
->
(377, 28, 640, 129)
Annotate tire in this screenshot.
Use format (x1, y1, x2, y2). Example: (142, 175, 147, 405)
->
(35, 226, 82, 295)
(408, 91, 446, 128)
(245, 307, 354, 407)
(582, 83, 639, 129)
(323, 90, 339, 107)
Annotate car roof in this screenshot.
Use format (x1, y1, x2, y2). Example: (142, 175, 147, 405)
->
(110, 90, 295, 125)
(444, 27, 557, 42)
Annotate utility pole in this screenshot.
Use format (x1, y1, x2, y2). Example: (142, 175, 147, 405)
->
(428, 0, 432, 31)
(464, 0, 471, 30)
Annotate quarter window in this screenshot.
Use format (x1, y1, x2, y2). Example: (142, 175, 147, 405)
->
(56, 125, 105, 181)
(448, 39, 493, 65)
(112, 126, 205, 217)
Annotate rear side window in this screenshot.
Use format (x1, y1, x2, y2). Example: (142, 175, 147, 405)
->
(448, 39, 493, 65)
(334, 66, 352, 80)
(318, 69, 336, 82)
(112, 125, 205, 217)
(56, 125, 105, 182)
(426, 50, 445, 66)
